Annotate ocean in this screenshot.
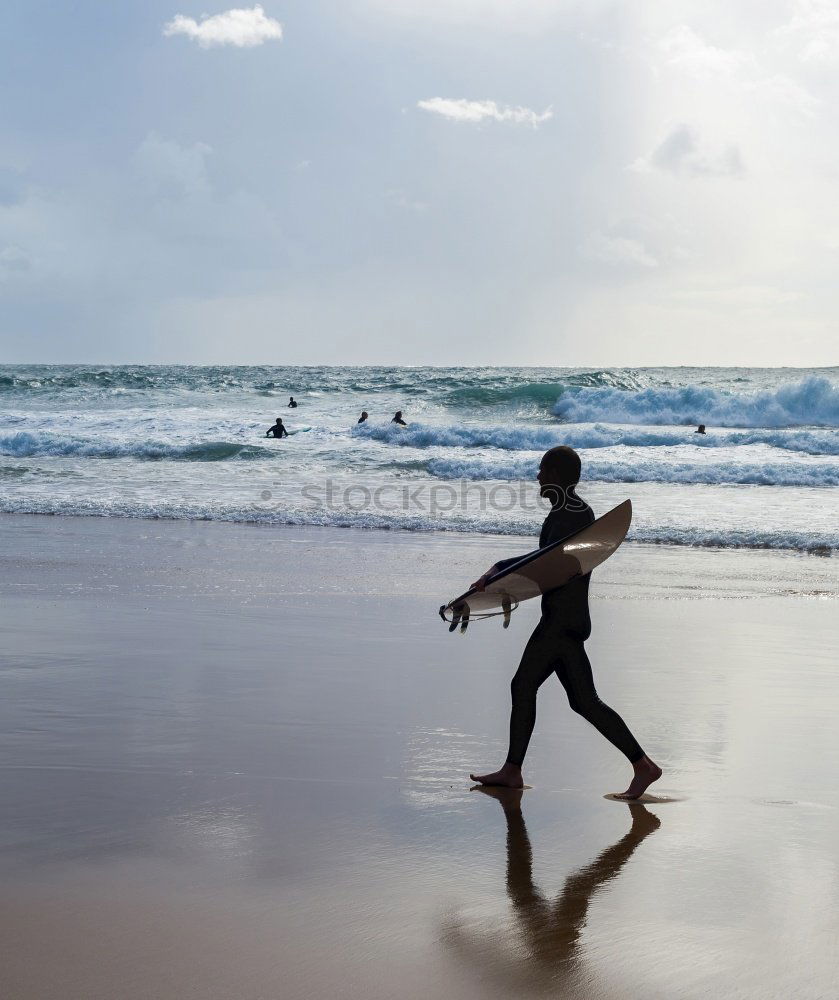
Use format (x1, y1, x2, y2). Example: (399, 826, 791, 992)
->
(1, 365, 837, 552)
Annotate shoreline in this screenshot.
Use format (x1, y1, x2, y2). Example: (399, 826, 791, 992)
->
(2, 502, 837, 554)
(1, 510, 837, 604)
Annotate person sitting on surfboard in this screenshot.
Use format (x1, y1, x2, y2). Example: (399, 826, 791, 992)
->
(288, 396, 298, 408)
(469, 446, 661, 801)
(266, 417, 288, 438)
(391, 410, 407, 426)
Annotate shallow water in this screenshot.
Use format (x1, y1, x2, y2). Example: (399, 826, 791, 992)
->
(0, 516, 837, 998)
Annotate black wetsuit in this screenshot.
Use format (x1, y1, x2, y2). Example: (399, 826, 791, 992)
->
(266, 423, 288, 438)
(496, 493, 644, 767)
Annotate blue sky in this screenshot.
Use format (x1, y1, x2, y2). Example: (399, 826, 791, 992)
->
(1, 1, 838, 365)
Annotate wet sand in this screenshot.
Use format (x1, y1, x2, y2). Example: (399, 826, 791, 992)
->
(1, 514, 837, 999)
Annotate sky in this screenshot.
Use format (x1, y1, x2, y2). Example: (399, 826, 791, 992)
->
(1, 0, 838, 366)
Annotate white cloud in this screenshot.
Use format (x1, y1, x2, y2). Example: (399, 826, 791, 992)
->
(417, 98, 552, 127)
(775, 1, 839, 64)
(163, 5, 283, 48)
(633, 125, 744, 178)
(135, 134, 213, 198)
(385, 189, 428, 213)
(657, 24, 819, 117)
(582, 232, 658, 268)
(658, 25, 755, 77)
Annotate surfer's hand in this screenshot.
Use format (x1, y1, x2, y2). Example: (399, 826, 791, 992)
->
(471, 564, 500, 591)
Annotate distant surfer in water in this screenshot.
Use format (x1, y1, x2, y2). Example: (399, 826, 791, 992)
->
(469, 446, 661, 800)
(358, 411, 369, 424)
(695, 424, 706, 434)
(288, 396, 298, 408)
(391, 410, 407, 426)
(266, 417, 288, 438)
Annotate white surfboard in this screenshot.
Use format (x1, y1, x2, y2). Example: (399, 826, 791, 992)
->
(439, 500, 632, 631)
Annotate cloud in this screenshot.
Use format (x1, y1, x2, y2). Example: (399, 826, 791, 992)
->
(657, 25, 819, 118)
(581, 232, 658, 268)
(135, 133, 213, 199)
(417, 98, 552, 127)
(163, 5, 283, 48)
(775, 1, 839, 64)
(658, 25, 755, 78)
(633, 125, 744, 178)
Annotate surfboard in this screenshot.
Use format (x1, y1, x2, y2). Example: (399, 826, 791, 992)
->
(439, 500, 632, 631)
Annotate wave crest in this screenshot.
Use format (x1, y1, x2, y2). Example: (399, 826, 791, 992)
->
(0, 432, 272, 461)
(553, 376, 839, 428)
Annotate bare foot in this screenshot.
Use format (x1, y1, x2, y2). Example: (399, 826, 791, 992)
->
(614, 756, 663, 800)
(469, 762, 524, 788)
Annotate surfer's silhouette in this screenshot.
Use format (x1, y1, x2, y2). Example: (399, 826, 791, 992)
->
(391, 410, 407, 426)
(469, 446, 661, 800)
(443, 789, 660, 990)
(266, 417, 288, 438)
(358, 411, 369, 424)
(288, 396, 298, 408)
(695, 424, 706, 434)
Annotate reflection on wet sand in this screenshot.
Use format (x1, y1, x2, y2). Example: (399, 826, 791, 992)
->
(443, 789, 660, 994)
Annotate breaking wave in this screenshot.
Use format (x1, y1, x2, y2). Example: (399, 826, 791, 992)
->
(553, 376, 839, 428)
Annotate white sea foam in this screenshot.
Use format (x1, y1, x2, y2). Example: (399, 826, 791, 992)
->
(553, 376, 839, 428)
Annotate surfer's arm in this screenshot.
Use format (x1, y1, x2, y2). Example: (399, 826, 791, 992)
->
(471, 551, 535, 591)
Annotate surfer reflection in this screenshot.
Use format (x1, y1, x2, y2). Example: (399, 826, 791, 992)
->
(442, 790, 660, 989)
(469, 446, 661, 799)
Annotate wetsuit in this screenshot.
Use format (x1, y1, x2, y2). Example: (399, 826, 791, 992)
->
(496, 492, 644, 767)
(266, 424, 288, 438)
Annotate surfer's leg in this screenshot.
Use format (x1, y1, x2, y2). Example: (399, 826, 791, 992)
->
(470, 624, 556, 787)
(554, 636, 645, 762)
(554, 636, 662, 798)
(506, 630, 558, 767)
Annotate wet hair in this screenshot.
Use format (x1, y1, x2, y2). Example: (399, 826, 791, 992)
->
(276, 417, 282, 423)
(540, 446, 582, 487)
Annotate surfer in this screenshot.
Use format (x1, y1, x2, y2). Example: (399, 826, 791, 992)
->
(695, 424, 706, 434)
(391, 410, 407, 426)
(265, 417, 288, 438)
(469, 446, 661, 800)
(288, 396, 298, 408)
(358, 411, 369, 424)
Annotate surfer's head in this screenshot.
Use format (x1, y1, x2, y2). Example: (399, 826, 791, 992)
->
(538, 446, 581, 499)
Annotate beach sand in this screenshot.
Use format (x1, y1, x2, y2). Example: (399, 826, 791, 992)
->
(0, 513, 837, 999)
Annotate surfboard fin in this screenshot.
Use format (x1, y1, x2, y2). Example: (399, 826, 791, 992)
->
(459, 606, 470, 634)
(501, 595, 511, 629)
(447, 604, 463, 633)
